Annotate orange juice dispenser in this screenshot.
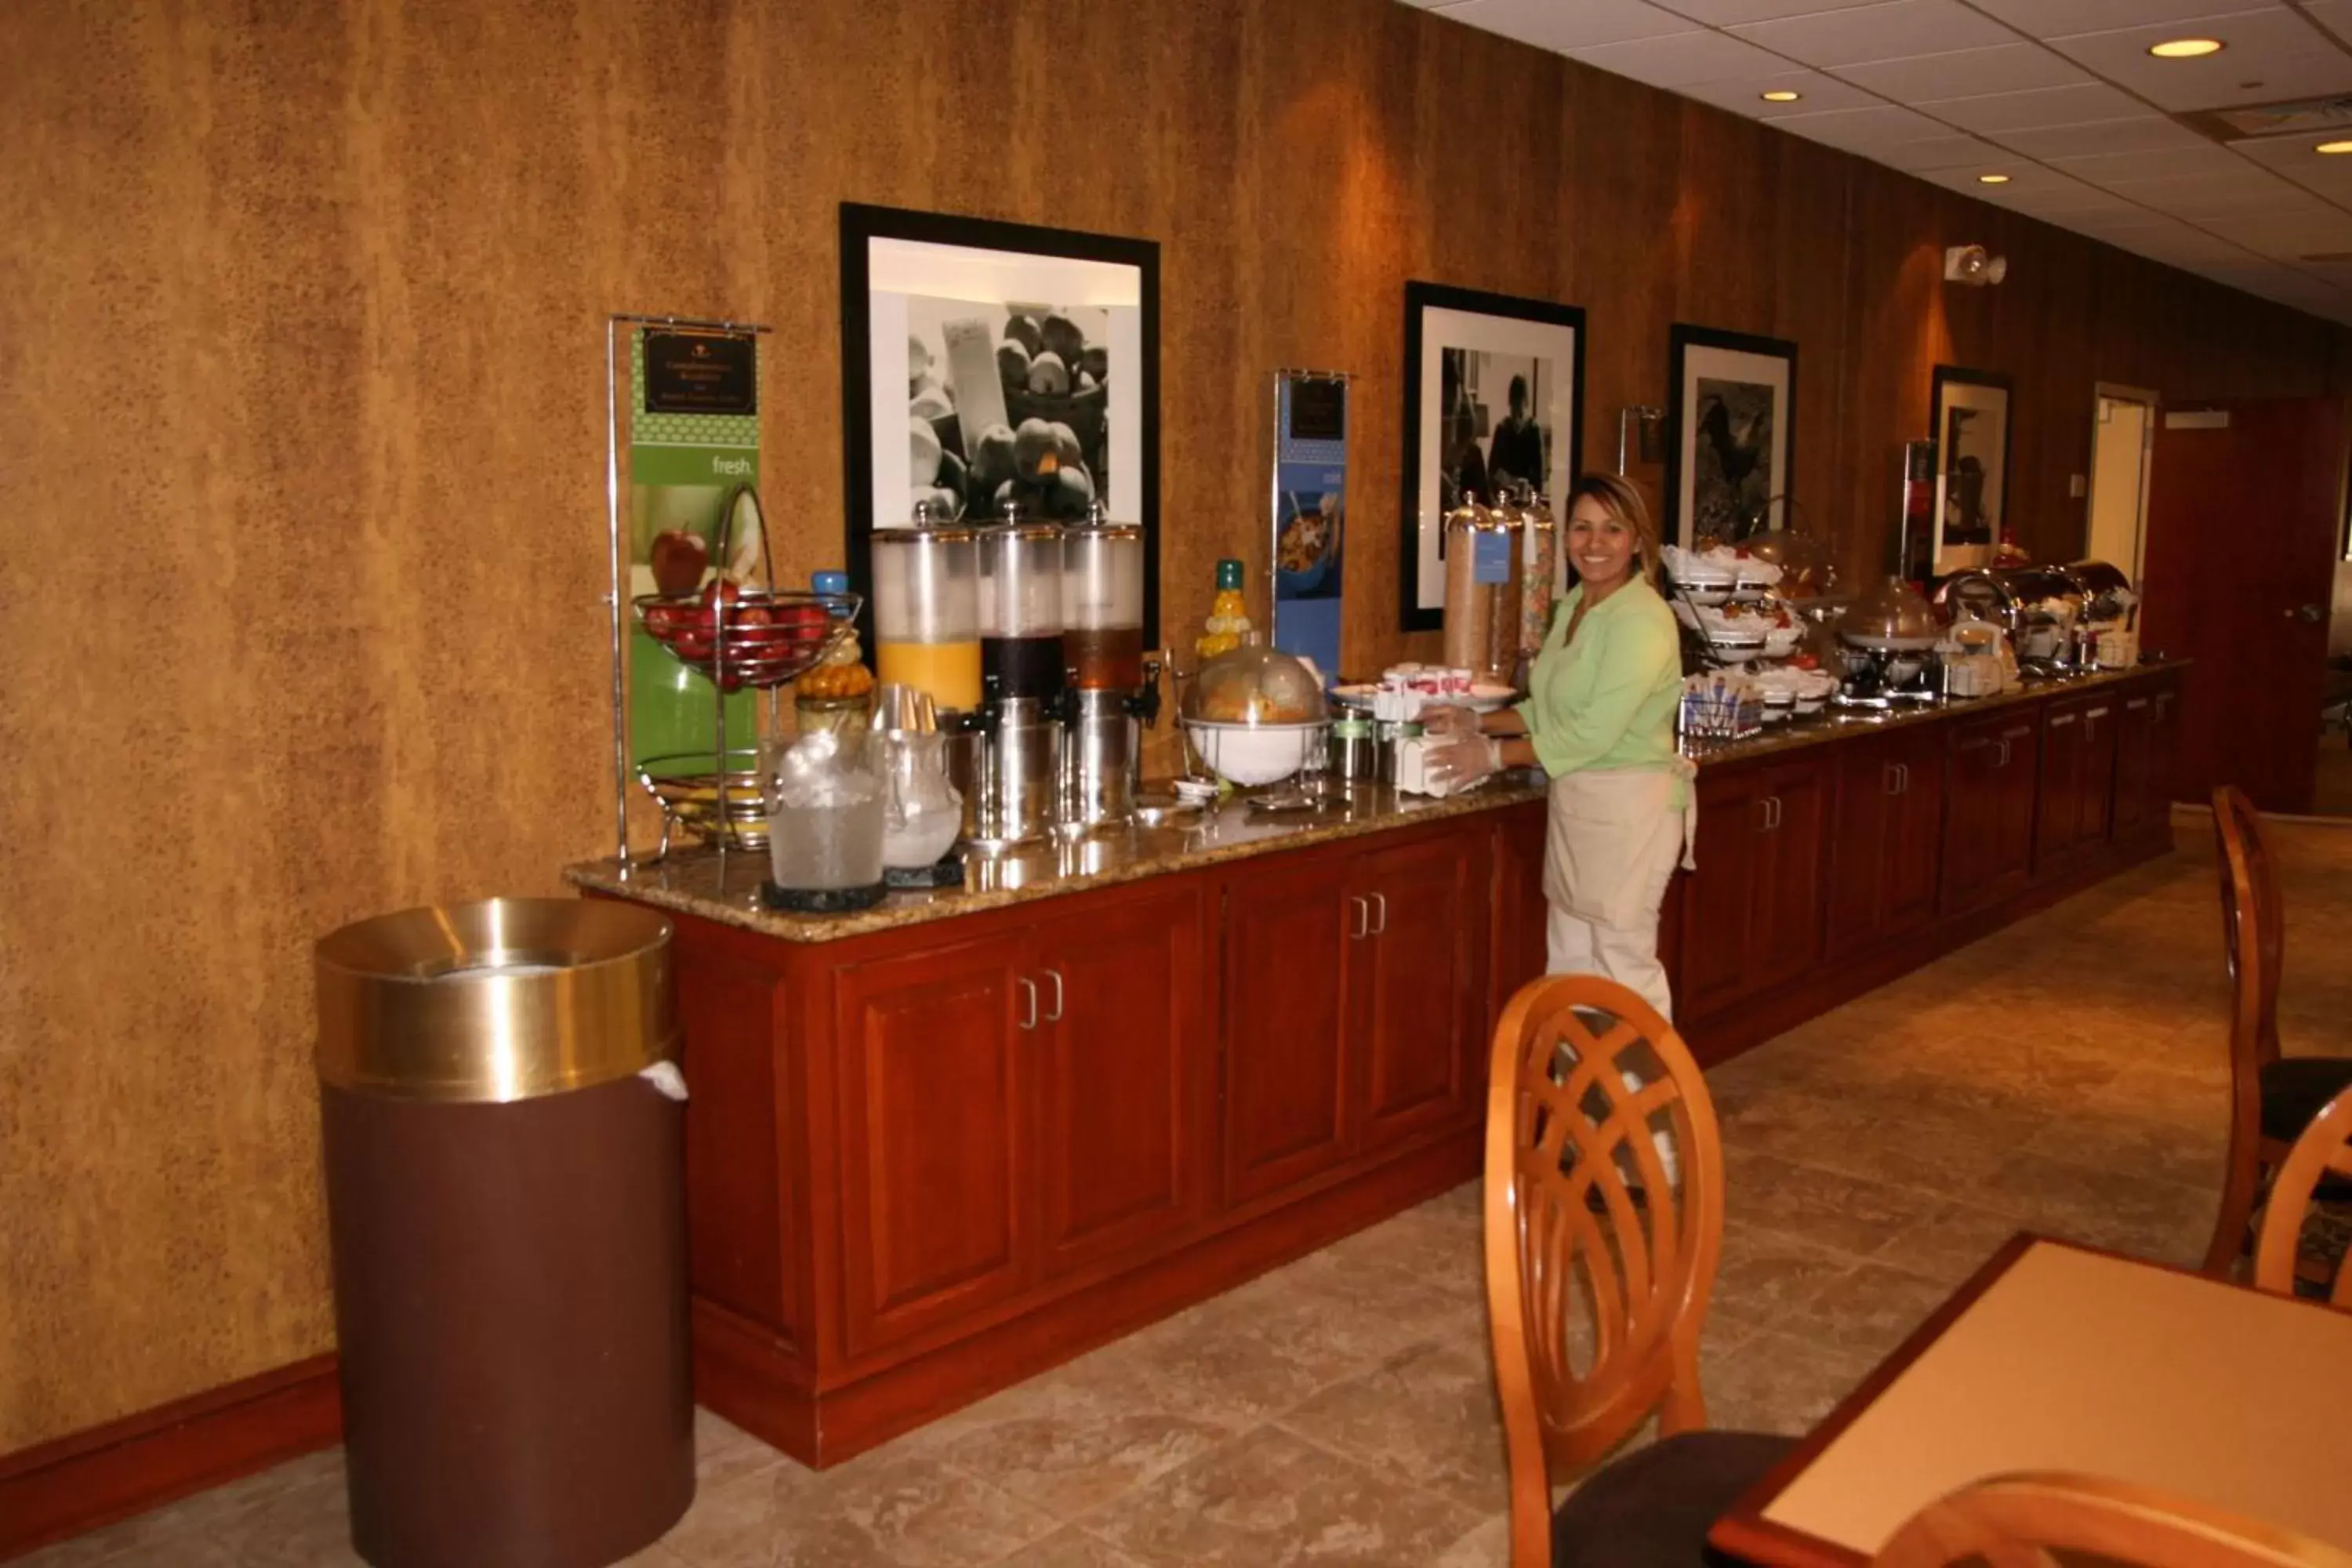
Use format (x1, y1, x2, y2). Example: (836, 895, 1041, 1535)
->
(872, 504, 982, 714)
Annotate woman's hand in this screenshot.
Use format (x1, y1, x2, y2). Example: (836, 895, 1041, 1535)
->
(1419, 702, 1481, 741)
(1425, 735, 1501, 791)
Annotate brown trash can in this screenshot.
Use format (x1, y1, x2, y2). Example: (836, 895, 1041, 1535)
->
(315, 898, 693, 1568)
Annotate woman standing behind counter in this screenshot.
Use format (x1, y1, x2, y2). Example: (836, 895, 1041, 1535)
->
(1425, 474, 1691, 1018)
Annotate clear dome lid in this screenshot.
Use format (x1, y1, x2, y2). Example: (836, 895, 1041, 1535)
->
(1180, 643, 1329, 727)
(1838, 575, 1942, 650)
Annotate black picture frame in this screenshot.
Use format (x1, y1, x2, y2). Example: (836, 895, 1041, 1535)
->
(1928, 364, 2013, 575)
(1664, 325, 1798, 549)
(838, 202, 1162, 644)
(1399, 281, 1587, 633)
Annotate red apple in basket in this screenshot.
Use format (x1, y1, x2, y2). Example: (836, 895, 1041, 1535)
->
(650, 530, 707, 596)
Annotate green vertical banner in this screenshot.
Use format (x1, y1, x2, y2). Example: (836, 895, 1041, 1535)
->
(626, 328, 762, 768)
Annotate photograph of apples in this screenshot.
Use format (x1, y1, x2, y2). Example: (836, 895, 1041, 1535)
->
(906, 296, 1111, 524)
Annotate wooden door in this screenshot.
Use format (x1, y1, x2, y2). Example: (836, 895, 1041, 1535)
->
(1029, 881, 1210, 1279)
(2143, 398, 2347, 811)
(1751, 759, 1828, 982)
(2035, 698, 2089, 873)
(1679, 768, 1764, 1018)
(2112, 687, 2157, 842)
(1221, 850, 1356, 1207)
(834, 931, 1033, 1359)
(1355, 830, 1486, 1152)
(1488, 801, 1548, 1036)
(2076, 693, 2120, 846)
(1944, 712, 2034, 915)
(1824, 735, 1897, 961)
(1883, 727, 1945, 935)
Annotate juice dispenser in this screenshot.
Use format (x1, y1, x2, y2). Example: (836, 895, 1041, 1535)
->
(971, 508, 1065, 846)
(871, 505, 982, 714)
(1061, 506, 1158, 826)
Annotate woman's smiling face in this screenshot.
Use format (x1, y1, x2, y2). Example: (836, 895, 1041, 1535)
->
(1566, 495, 1637, 590)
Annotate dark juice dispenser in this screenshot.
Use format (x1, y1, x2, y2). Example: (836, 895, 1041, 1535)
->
(1061, 506, 1156, 827)
(971, 510, 1065, 847)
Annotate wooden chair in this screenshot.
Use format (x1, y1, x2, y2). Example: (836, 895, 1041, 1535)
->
(2203, 786, 2352, 1276)
(1873, 1472, 2352, 1568)
(2254, 1085, 2352, 1309)
(1484, 974, 1793, 1568)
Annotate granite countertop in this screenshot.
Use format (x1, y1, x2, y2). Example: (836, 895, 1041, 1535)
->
(1678, 660, 2183, 768)
(566, 778, 1548, 944)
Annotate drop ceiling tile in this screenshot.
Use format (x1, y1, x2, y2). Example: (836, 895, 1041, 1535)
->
(1964, 0, 2290, 41)
(2217, 212, 2352, 253)
(1995, 183, 2148, 216)
(1673, 68, 1889, 117)
(1919, 82, 2149, 133)
(2136, 184, 2336, 220)
(1570, 27, 1789, 87)
(2305, 0, 2352, 48)
(1652, 0, 1889, 22)
(2042, 141, 2259, 182)
(2230, 134, 2352, 172)
(1769, 102, 1958, 149)
(1836, 43, 2093, 101)
(1436, 0, 1691, 50)
(1914, 162, 2101, 199)
(2042, 9, 2352, 114)
(1874, 132, 2012, 171)
(1993, 116, 2213, 159)
(1726, 0, 2015, 69)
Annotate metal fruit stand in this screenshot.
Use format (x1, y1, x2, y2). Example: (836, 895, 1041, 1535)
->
(604, 313, 858, 870)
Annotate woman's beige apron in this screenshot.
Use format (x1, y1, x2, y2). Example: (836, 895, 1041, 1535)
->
(1542, 761, 1700, 931)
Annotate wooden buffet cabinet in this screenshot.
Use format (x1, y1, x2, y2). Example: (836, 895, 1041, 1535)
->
(570, 662, 2182, 1468)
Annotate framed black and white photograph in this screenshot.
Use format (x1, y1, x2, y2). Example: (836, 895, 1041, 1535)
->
(1664, 325, 1796, 550)
(1929, 365, 2012, 575)
(1399, 281, 1584, 633)
(840, 203, 1160, 638)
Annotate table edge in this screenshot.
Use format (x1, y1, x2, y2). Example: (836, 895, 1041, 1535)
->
(1708, 1230, 2041, 1565)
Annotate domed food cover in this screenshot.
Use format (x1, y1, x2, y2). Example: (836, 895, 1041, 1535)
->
(1180, 643, 1329, 727)
(1838, 576, 1941, 651)
(2064, 559, 2135, 622)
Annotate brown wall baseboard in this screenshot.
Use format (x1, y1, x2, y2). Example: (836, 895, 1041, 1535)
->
(0, 1355, 342, 1563)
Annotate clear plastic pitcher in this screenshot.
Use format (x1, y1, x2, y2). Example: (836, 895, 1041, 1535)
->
(765, 730, 884, 892)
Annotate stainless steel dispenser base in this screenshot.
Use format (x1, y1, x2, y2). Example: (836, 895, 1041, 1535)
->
(1062, 688, 1140, 829)
(967, 696, 1063, 849)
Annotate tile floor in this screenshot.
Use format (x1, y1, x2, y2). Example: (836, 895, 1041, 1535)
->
(31, 811, 2352, 1568)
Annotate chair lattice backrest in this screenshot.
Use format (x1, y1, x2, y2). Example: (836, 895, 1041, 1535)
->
(2255, 1086, 2352, 1310)
(1873, 1472, 2352, 1568)
(2213, 785, 2283, 1073)
(1483, 975, 1723, 1567)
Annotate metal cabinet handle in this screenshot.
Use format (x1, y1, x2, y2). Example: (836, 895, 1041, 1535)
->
(1896, 763, 1910, 795)
(1885, 763, 1902, 797)
(1349, 896, 1369, 940)
(1369, 891, 1388, 937)
(1016, 975, 1039, 1032)
(2126, 698, 2149, 711)
(1994, 739, 2010, 768)
(1759, 795, 1781, 831)
(2049, 713, 2077, 728)
(2088, 706, 2110, 720)
(1041, 968, 1065, 1024)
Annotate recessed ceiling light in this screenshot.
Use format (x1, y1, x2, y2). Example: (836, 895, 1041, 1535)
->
(1977, 172, 2012, 184)
(2318, 139, 2352, 154)
(1760, 89, 1802, 103)
(2147, 37, 2223, 58)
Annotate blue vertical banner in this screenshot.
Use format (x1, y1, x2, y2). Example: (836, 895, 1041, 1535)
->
(1271, 372, 1350, 684)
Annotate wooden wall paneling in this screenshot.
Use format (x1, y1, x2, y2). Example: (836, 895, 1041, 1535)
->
(5, 0, 2352, 1470)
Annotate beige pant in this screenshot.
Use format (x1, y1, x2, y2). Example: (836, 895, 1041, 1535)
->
(1547, 899, 1674, 1021)
(1541, 767, 1690, 1022)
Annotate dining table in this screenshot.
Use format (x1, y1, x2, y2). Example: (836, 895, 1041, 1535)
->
(1709, 1232, 2352, 1566)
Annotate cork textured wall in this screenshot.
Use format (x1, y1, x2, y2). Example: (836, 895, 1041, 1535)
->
(2, 0, 2347, 1452)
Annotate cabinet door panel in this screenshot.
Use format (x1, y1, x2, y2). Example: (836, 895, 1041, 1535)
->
(1679, 771, 1762, 1018)
(1941, 720, 2002, 916)
(1824, 741, 1895, 960)
(2078, 699, 2119, 847)
(835, 935, 1030, 1359)
(2112, 691, 2155, 840)
(1992, 717, 2040, 897)
(1358, 832, 1485, 1150)
(2035, 702, 2087, 873)
(1221, 853, 1356, 1207)
(1754, 760, 1828, 981)
(1031, 883, 1209, 1278)
(1490, 804, 1549, 1036)
(1883, 731, 1945, 935)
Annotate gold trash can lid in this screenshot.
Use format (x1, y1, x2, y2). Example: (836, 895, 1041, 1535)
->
(315, 898, 675, 1103)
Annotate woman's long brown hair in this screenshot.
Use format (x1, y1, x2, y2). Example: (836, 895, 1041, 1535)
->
(1563, 472, 1661, 586)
